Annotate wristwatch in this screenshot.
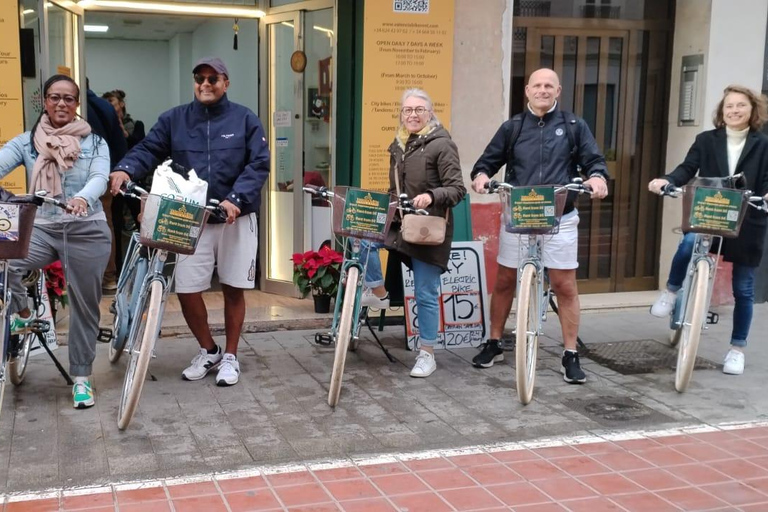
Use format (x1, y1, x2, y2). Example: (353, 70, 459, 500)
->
(589, 173, 608, 183)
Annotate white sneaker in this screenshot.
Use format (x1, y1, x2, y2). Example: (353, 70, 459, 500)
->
(410, 350, 436, 378)
(182, 347, 222, 381)
(650, 290, 677, 317)
(361, 289, 390, 309)
(216, 354, 240, 386)
(723, 349, 745, 375)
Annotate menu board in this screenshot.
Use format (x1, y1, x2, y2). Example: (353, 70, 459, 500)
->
(151, 198, 205, 250)
(360, 0, 454, 191)
(688, 187, 743, 233)
(403, 241, 489, 350)
(340, 188, 391, 237)
(0, 3, 27, 193)
(507, 187, 558, 230)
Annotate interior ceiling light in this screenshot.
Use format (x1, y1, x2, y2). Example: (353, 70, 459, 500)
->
(77, 0, 265, 18)
(23, 8, 35, 14)
(313, 25, 333, 35)
(84, 24, 109, 32)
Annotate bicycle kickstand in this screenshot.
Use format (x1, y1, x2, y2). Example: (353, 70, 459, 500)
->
(363, 310, 396, 363)
(31, 321, 74, 385)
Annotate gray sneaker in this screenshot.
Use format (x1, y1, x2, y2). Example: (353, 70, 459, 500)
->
(216, 354, 240, 386)
(182, 347, 222, 381)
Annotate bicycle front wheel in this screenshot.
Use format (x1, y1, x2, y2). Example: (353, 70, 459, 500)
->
(516, 264, 540, 405)
(117, 279, 163, 430)
(8, 332, 34, 385)
(328, 266, 359, 407)
(675, 259, 709, 393)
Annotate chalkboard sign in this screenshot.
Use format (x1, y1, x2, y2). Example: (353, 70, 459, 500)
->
(402, 241, 490, 350)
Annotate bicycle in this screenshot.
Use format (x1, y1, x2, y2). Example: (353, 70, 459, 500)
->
(111, 181, 225, 430)
(658, 178, 766, 392)
(302, 185, 426, 407)
(0, 191, 73, 415)
(486, 179, 592, 405)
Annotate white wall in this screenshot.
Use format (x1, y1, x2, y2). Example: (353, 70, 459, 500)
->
(85, 38, 170, 131)
(658, 0, 768, 288)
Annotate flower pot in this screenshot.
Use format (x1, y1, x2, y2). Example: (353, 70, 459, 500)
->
(313, 294, 332, 314)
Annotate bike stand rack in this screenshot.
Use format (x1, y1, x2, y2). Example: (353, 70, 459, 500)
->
(30, 320, 73, 385)
(547, 295, 587, 350)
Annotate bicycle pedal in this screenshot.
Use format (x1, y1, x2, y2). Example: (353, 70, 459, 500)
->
(97, 328, 113, 343)
(315, 333, 334, 346)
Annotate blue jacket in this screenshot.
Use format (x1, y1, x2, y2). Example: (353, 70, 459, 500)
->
(114, 94, 270, 218)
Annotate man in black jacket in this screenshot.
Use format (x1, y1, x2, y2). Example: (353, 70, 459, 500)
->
(469, 68, 609, 384)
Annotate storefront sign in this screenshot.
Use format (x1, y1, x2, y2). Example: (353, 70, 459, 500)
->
(151, 199, 205, 251)
(0, 2, 27, 194)
(403, 241, 489, 350)
(688, 187, 743, 233)
(360, 0, 454, 192)
(507, 186, 558, 230)
(340, 188, 391, 238)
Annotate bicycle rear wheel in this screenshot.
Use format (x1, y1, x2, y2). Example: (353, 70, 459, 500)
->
(675, 259, 709, 393)
(117, 279, 163, 430)
(515, 264, 540, 405)
(8, 333, 34, 385)
(328, 266, 359, 407)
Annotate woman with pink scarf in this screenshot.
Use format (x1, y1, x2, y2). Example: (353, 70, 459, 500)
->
(0, 74, 111, 409)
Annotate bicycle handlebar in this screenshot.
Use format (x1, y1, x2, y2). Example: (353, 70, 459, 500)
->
(484, 179, 593, 195)
(302, 185, 428, 215)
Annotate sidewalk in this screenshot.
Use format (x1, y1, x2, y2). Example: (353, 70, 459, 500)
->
(6, 423, 768, 511)
(3, 298, 767, 504)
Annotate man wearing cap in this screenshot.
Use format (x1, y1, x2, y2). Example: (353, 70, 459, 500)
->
(110, 57, 269, 387)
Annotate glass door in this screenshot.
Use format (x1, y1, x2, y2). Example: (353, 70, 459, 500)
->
(259, 6, 335, 296)
(45, 0, 86, 107)
(260, 12, 303, 295)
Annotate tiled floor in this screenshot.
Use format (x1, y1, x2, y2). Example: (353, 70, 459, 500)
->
(6, 425, 768, 511)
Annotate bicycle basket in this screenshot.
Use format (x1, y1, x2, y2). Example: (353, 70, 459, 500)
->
(681, 185, 747, 238)
(331, 186, 396, 243)
(140, 194, 209, 255)
(502, 185, 568, 235)
(0, 203, 37, 260)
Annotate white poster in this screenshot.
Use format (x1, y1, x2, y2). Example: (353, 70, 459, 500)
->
(403, 241, 490, 350)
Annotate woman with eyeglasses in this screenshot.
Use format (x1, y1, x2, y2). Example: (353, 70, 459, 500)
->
(0, 74, 111, 409)
(381, 88, 466, 377)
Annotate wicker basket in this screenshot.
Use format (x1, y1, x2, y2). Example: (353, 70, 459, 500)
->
(681, 185, 747, 238)
(331, 186, 396, 243)
(502, 185, 568, 235)
(0, 203, 37, 260)
(139, 194, 209, 255)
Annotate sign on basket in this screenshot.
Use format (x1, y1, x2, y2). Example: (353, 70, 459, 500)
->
(402, 241, 489, 350)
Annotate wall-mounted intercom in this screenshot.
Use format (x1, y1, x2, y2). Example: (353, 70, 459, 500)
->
(678, 54, 704, 126)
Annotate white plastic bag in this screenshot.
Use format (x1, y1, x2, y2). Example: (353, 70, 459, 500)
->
(150, 159, 208, 206)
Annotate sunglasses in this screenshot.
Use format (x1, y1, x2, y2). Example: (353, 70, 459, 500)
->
(46, 94, 78, 106)
(194, 74, 222, 86)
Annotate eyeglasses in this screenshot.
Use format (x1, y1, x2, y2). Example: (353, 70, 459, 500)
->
(46, 94, 78, 106)
(401, 107, 429, 116)
(194, 74, 222, 85)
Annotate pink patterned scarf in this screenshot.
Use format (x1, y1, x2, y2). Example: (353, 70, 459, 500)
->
(30, 114, 92, 196)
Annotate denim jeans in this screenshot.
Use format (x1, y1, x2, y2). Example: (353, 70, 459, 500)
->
(357, 239, 385, 288)
(411, 257, 443, 347)
(666, 233, 755, 347)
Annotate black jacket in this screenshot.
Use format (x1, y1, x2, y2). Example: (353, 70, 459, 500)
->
(471, 107, 608, 212)
(86, 89, 127, 169)
(665, 128, 768, 267)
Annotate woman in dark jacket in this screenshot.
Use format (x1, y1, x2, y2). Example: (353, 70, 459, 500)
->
(385, 88, 466, 377)
(649, 85, 768, 376)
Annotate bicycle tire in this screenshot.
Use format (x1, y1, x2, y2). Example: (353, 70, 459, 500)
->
(675, 259, 709, 393)
(110, 254, 148, 363)
(328, 266, 359, 407)
(8, 333, 34, 385)
(117, 279, 162, 430)
(516, 264, 539, 405)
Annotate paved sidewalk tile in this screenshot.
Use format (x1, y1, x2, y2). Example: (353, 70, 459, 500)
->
(6, 425, 768, 511)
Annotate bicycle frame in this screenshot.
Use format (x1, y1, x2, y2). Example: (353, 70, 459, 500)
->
(0, 261, 11, 380)
(670, 233, 720, 331)
(517, 235, 549, 332)
(328, 238, 368, 344)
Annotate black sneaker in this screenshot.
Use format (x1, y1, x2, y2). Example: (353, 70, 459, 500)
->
(472, 340, 504, 368)
(562, 350, 586, 384)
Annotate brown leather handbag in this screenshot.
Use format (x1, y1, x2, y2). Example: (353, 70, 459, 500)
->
(395, 170, 448, 246)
